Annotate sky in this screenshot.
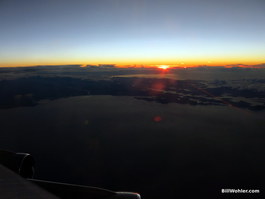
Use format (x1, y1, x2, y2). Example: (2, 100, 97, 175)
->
(0, 0, 265, 67)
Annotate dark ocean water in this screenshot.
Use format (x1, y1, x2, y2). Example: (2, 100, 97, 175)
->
(1, 95, 264, 198)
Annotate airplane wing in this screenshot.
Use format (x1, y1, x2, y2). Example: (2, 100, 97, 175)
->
(29, 179, 140, 199)
(0, 150, 141, 199)
(0, 164, 59, 199)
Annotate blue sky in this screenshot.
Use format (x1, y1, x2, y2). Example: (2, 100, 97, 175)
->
(0, 0, 265, 66)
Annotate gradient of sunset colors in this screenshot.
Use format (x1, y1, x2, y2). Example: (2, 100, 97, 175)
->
(0, 0, 265, 67)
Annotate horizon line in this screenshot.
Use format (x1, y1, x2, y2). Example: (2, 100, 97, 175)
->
(1, 63, 265, 69)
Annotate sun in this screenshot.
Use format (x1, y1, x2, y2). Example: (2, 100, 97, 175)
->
(157, 65, 169, 70)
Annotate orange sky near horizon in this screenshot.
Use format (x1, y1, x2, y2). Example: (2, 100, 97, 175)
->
(0, 57, 264, 68)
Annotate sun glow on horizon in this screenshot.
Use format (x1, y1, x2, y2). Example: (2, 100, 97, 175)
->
(157, 65, 170, 70)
